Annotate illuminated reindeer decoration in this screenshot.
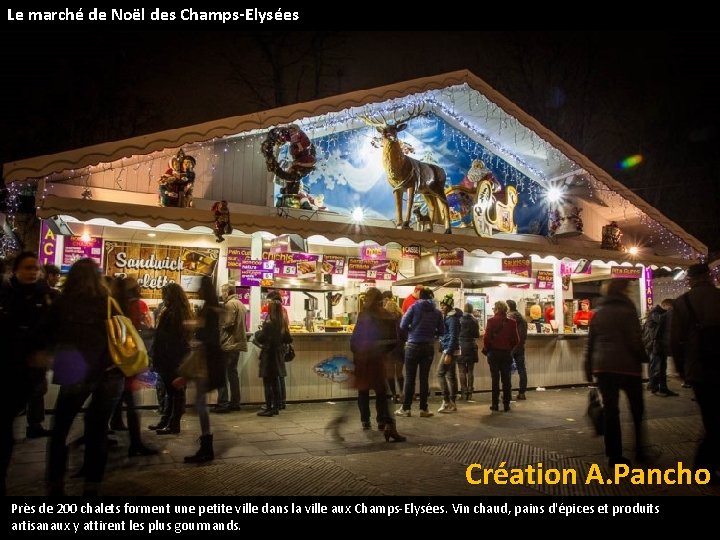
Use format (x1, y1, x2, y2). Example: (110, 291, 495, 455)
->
(361, 106, 451, 234)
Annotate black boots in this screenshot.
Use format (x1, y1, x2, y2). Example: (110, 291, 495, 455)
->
(148, 417, 169, 431)
(383, 423, 407, 443)
(184, 434, 214, 464)
(156, 424, 180, 435)
(128, 444, 159, 458)
(157, 393, 186, 433)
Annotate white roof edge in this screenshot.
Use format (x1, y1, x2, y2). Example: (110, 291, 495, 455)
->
(6, 68, 704, 256)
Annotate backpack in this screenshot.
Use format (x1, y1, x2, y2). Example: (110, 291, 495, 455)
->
(641, 316, 659, 354)
(106, 297, 150, 377)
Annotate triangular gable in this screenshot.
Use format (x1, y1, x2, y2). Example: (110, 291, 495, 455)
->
(3, 69, 706, 256)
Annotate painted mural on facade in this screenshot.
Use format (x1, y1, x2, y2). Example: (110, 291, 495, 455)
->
(272, 114, 548, 235)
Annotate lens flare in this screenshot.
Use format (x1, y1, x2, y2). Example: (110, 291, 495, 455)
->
(619, 154, 643, 169)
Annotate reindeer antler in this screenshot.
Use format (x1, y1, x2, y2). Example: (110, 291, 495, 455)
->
(359, 112, 389, 128)
(360, 103, 426, 128)
(393, 103, 426, 125)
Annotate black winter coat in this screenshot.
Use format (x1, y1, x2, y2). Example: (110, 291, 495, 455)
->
(254, 319, 292, 379)
(0, 277, 51, 367)
(196, 306, 225, 391)
(151, 306, 190, 374)
(458, 313, 480, 364)
(47, 293, 112, 383)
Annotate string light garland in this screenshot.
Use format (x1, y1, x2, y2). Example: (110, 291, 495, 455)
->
(10, 84, 707, 262)
(0, 181, 31, 258)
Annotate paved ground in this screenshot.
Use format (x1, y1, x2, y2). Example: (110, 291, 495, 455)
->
(7, 382, 717, 497)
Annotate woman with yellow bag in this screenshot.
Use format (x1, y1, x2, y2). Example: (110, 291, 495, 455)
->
(107, 277, 158, 457)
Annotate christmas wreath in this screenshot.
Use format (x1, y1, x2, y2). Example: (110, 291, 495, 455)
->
(261, 125, 317, 188)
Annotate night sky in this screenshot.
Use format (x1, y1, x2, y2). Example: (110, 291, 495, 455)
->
(2, 24, 719, 254)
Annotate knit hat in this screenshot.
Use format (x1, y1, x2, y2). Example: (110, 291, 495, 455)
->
(439, 293, 454, 309)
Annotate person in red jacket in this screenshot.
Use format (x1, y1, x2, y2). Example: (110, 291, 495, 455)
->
(401, 285, 425, 314)
(483, 301, 519, 412)
(544, 303, 555, 323)
(573, 299, 593, 328)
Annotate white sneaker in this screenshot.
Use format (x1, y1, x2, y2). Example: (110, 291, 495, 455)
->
(395, 408, 411, 417)
(438, 401, 450, 413)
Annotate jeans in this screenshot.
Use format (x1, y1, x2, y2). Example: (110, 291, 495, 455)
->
(358, 390, 391, 425)
(262, 376, 282, 411)
(401, 343, 435, 412)
(457, 362, 475, 394)
(487, 350, 512, 407)
(27, 375, 47, 428)
(279, 376, 286, 405)
(596, 372, 645, 460)
(437, 355, 458, 402)
(111, 388, 143, 447)
(387, 361, 404, 397)
(1, 367, 33, 493)
(648, 353, 668, 392)
(217, 350, 242, 408)
(48, 369, 124, 485)
(512, 347, 527, 393)
(155, 374, 168, 416)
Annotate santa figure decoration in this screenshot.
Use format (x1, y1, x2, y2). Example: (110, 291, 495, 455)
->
(212, 200, 232, 242)
(158, 149, 196, 207)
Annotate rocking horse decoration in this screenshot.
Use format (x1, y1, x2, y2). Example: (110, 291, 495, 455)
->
(360, 105, 452, 234)
(261, 124, 317, 207)
(469, 160, 518, 237)
(158, 149, 196, 207)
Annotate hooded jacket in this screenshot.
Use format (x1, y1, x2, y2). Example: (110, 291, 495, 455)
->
(647, 304, 670, 356)
(670, 280, 720, 383)
(584, 293, 648, 379)
(439, 308, 463, 354)
(400, 299, 445, 345)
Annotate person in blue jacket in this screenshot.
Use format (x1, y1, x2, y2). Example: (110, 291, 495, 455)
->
(396, 288, 445, 418)
(437, 294, 462, 413)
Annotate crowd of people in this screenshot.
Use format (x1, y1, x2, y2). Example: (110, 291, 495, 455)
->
(583, 264, 718, 482)
(0, 254, 246, 495)
(1, 251, 717, 495)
